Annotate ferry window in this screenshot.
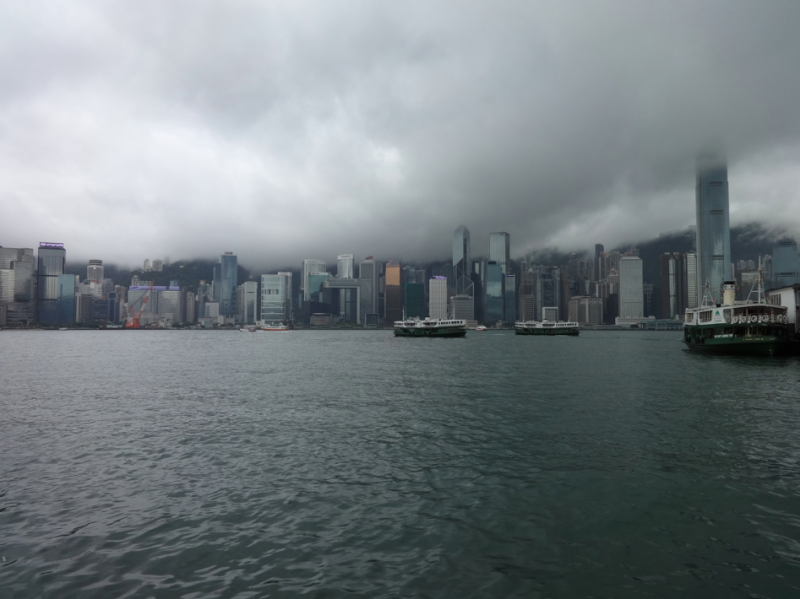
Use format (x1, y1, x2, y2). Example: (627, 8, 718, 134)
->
(699, 311, 713, 323)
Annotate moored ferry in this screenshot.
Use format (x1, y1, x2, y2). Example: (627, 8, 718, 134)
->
(514, 320, 579, 336)
(683, 278, 791, 356)
(394, 317, 467, 337)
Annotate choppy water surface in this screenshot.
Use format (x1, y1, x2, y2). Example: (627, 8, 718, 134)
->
(2, 330, 800, 597)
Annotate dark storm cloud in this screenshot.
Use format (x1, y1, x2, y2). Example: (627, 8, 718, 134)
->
(2, 1, 800, 270)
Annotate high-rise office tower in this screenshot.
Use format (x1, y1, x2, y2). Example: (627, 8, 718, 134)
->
(484, 261, 503, 324)
(302, 259, 327, 301)
(36, 242, 67, 325)
(237, 281, 259, 324)
(534, 266, 561, 321)
(619, 256, 644, 319)
(659, 253, 688, 319)
(503, 273, 516, 324)
(213, 252, 238, 318)
(517, 268, 535, 322)
(429, 277, 448, 319)
(772, 237, 800, 288)
(695, 152, 731, 301)
(87, 259, 103, 282)
(384, 261, 403, 322)
(489, 232, 510, 274)
(359, 258, 379, 322)
(404, 283, 425, 318)
(453, 226, 474, 319)
(337, 254, 354, 279)
(261, 273, 291, 324)
(594, 244, 604, 281)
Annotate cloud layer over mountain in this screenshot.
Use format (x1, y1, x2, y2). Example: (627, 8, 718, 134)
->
(2, 1, 800, 269)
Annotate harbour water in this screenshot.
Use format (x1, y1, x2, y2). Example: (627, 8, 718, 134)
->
(2, 330, 800, 597)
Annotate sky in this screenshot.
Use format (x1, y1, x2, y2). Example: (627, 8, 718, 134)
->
(2, 1, 800, 270)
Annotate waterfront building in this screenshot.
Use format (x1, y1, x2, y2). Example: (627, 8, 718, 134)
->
(385, 261, 403, 323)
(0, 247, 36, 327)
(186, 291, 196, 324)
(302, 259, 327, 301)
(358, 258, 379, 322)
(619, 257, 644, 319)
(323, 278, 365, 324)
(57, 274, 77, 325)
(213, 252, 238, 318)
(261, 273, 291, 324)
(504, 273, 516, 325)
(453, 226, 474, 319)
(568, 296, 603, 325)
(772, 237, 800, 288)
(517, 269, 536, 322)
(484, 261, 503, 324)
(489, 232, 510, 274)
(643, 283, 656, 318)
(659, 253, 688, 319)
(36, 242, 67, 325)
(450, 294, 474, 321)
(404, 282, 425, 318)
(534, 266, 561, 322)
(695, 153, 731, 301)
(237, 281, 258, 324)
(429, 277, 448, 319)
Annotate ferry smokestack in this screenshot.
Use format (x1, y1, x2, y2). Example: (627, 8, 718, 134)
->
(722, 281, 736, 306)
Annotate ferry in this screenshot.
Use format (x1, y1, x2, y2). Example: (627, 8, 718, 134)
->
(394, 317, 467, 337)
(514, 320, 579, 336)
(259, 323, 290, 331)
(683, 276, 791, 356)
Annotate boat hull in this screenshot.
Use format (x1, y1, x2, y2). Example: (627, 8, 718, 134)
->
(515, 327, 579, 336)
(394, 327, 466, 338)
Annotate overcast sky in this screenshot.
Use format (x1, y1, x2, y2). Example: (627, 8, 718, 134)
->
(2, 1, 800, 270)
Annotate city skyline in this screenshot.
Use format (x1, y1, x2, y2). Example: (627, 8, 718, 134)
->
(2, 3, 800, 266)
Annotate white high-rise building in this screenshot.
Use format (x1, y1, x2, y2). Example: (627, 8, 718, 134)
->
(686, 252, 698, 308)
(619, 257, 643, 319)
(429, 277, 448, 319)
(262, 273, 292, 324)
(302, 260, 327, 301)
(87, 259, 104, 282)
(337, 254, 354, 279)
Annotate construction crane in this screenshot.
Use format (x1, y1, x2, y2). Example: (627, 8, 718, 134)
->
(125, 280, 156, 329)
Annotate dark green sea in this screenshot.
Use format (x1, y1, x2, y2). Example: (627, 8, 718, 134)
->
(2, 329, 800, 598)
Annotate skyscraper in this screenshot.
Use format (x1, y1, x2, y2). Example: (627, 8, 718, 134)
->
(489, 232, 510, 274)
(337, 254, 354, 278)
(695, 153, 731, 301)
(503, 273, 516, 325)
(686, 252, 698, 308)
(619, 256, 643, 319)
(36, 242, 66, 325)
(261, 273, 291, 324)
(213, 252, 238, 318)
(302, 259, 327, 301)
(384, 261, 403, 323)
(772, 237, 800, 288)
(484, 261, 503, 324)
(453, 226, 473, 319)
(429, 277, 448, 319)
(87, 259, 103, 282)
(358, 258, 379, 322)
(659, 253, 688, 319)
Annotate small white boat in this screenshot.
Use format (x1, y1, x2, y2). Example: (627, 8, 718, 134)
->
(475, 325, 487, 331)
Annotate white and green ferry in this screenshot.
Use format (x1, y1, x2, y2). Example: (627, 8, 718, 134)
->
(683, 278, 791, 356)
(394, 317, 467, 337)
(514, 320, 579, 336)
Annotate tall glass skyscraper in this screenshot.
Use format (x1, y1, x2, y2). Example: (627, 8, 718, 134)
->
(695, 153, 731, 302)
(484, 261, 503, 324)
(213, 252, 238, 318)
(302, 259, 327, 301)
(261, 273, 291, 324)
(358, 258, 378, 322)
(489, 232, 510, 274)
(772, 237, 800, 288)
(37, 242, 67, 325)
(453, 226, 473, 319)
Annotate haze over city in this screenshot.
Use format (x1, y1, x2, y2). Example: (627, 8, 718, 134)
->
(2, 1, 800, 269)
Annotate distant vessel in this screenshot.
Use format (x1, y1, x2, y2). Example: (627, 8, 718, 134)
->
(683, 275, 791, 356)
(475, 325, 487, 332)
(259, 323, 290, 331)
(394, 317, 467, 337)
(514, 320, 579, 336)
